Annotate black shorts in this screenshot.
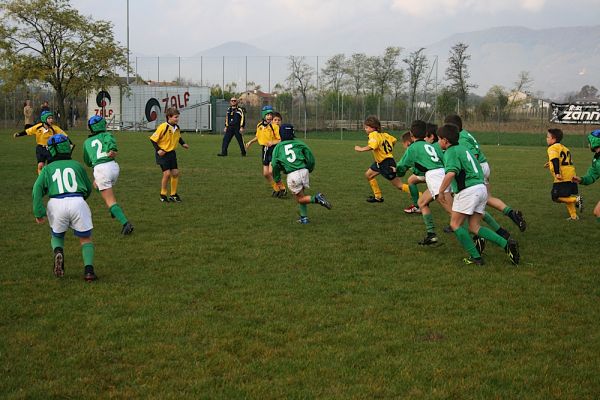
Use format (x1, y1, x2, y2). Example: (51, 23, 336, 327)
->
(36, 144, 51, 164)
(551, 182, 578, 201)
(262, 145, 275, 166)
(156, 150, 178, 171)
(370, 158, 397, 180)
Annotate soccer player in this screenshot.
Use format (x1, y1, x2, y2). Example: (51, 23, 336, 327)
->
(400, 131, 425, 214)
(354, 115, 404, 202)
(32, 134, 97, 281)
(271, 124, 332, 224)
(245, 106, 284, 197)
(444, 114, 526, 232)
(218, 96, 246, 157)
(545, 128, 581, 220)
(437, 124, 520, 266)
(83, 115, 133, 235)
(150, 107, 189, 202)
(270, 111, 287, 196)
(14, 111, 67, 174)
(396, 120, 453, 245)
(572, 129, 600, 222)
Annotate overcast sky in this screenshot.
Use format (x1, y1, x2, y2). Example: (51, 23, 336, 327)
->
(71, 0, 599, 56)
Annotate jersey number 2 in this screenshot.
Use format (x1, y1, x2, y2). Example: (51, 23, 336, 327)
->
(91, 139, 108, 160)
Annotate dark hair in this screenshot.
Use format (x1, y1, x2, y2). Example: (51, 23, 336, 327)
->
(272, 111, 282, 120)
(437, 124, 460, 145)
(364, 115, 381, 132)
(410, 120, 427, 139)
(444, 114, 463, 131)
(547, 128, 563, 143)
(165, 107, 180, 118)
(401, 131, 412, 143)
(426, 122, 438, 142)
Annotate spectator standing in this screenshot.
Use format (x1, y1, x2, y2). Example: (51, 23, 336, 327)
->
(218, 97, 246, 157)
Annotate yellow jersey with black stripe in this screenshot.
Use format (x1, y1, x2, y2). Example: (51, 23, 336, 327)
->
(547, 143, 576, 183)
(368, 131, 397, 163)
(149, 122, 181, 152)
(25, 123, 66, 146)
(255, 122, 280, 146)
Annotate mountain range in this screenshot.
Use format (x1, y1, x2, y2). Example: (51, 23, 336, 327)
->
(142, 25, 600, 99)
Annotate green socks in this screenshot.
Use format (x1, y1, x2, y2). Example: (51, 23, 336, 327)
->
(477, 226, 508, 249)
(409, 184, 420, 205)
(483, 212, 501, 231)
(51, 235, 65, 251)
(502, 206, 512, 216)
(422, 213, 435, 233)
(82, 242, 95, 267)
(109, 204, 128, 225)
(454, 226, 480, 258)
(299, 203, 308, 217)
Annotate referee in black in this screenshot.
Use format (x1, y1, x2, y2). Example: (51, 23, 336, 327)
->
(218, 97, 246, 157)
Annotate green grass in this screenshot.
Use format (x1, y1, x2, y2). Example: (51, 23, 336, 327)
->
(1, 129, 600, 399)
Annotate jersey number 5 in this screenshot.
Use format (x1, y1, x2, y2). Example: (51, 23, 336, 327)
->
(284, 144, 297, 162)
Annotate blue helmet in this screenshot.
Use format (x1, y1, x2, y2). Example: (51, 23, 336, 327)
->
(588, 129, 600, 151)
(280, 124, 295, 141)
(88, 115, 107, 134)
(47, 134, 72, 158)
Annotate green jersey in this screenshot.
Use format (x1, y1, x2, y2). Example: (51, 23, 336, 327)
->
(271, 139, 315, 182)
(443, 143, 484, 193)
(396, 140, 445, 177)
(83, 131, 118, 167)
(580, 153, 600, 186)
(32, 159, 93, 218)
(459, 129, 487, 164)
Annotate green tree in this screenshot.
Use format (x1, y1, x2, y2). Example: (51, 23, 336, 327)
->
(368, 47, 402, 100)
(0, 0, 128, 126)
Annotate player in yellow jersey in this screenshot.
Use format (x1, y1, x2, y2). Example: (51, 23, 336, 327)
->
(245, 106, 285, 197)
(354, 115, 404, 202)
(14, 111, 66, 174)
(149, 107, 189, 202)
(545, 128, 581, 220)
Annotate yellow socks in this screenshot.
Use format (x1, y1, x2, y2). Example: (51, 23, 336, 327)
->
(170, 176, 179, 195)
(558, 197, 577, 219)
(369, 179, 382, 199)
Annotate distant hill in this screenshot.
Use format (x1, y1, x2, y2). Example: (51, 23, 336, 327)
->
(190, 41, 271, 58)
(423, 25, 600, 98)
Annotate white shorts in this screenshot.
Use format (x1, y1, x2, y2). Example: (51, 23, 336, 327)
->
(47, 196, 93, 235)
(425, 168, 451, 198)
(93, 161, 120, 191)
(286, 168, 310, 195)
(481, 162, 490, 184)
(452, 184, 488, 215)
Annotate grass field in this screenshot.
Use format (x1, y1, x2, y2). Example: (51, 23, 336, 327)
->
(1, 128, 600, 399)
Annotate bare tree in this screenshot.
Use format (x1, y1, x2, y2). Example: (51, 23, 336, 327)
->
(506, 71, 534, 116)
(403, 48, 429, 120)
(345, 53, 369, 97)
(321, 54, 346, 94)
(288, 56, 315, 133)
(445, 42, 477, 112)
(368, 47, 402, 99)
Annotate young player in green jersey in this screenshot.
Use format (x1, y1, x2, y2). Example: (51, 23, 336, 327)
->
(354, 115, 405, 203)
(437, 124, 520, 266)
(32, 134, 97, 281)
(396, 120, 454, 246)
(271, 124, 332, 224)
(400, 131, 425, 215)
(444, 115, 526, 232)
(572, 129, 600, 222)
(83, 116, 133, 235)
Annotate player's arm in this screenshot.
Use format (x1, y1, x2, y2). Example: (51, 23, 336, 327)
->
(271, 146, 283, 182)
(32, 172, 48, 220)
(395, 151, 411, 177)
(438, 171, 456, 194)
(79, 166, 93, 199)
(245, 136, 258, 149)
(575, 163, 600, 185)
(303, 144, 315, 172)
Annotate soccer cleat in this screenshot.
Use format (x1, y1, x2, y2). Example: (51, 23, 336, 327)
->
(504, 238, 520, 265)
(418, 232, 438, 246)
(121, 221, 134, 235)
(279, 188, 287, 197)
(169, 194, 182, 202)
(510, 210, 527, 232)
(160, 194, 170, 203)
(575, 195, 583, 213)
(315, 192, 332, 210)
(53, 247, 64, 277)
(404, 205, 421, 214)
(297, 216, 310, 224)
(473, 235, 486, 255)
(566, 216, 580, 221)
(496, 227, 511, 240)
(217, 153, 227, 157)
(463, 256, 484, 266)
(366, 195, 384, 203)
(84, 265, 97, 282)
(272, 190, 281, 198)
(443, 225, 453, 234)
